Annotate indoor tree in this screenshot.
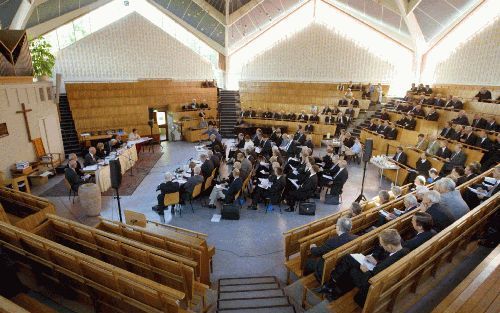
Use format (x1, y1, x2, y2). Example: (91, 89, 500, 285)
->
(29, 37, 55, 79)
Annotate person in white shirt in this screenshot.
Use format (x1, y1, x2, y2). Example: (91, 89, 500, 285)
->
(128, 128, 141, 141)
(243, 135, 255, 151)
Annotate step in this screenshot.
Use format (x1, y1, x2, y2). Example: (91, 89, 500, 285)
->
(218, 306, 295, 313)
(219, 289, 285, 300)
(218, 296, 290, 310)
(219, 283, 279, 292)
(220, 277, 277, 285)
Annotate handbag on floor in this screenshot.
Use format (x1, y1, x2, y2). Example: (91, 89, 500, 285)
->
(221, 204, 240, 220)
(299, 202, 316, 215)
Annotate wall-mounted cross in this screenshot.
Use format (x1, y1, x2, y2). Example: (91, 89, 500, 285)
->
(16, 103, 33, 142)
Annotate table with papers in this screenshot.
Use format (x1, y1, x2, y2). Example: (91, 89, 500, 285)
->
(82, 144, 138, 192)
(370, 156, 400, 186)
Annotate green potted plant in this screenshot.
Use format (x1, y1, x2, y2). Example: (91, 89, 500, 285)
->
(29, 37, 55, 81)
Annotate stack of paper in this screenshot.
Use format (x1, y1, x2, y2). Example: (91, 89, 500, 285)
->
(15, 161, 29, 170)
(351, 253, 376, 271)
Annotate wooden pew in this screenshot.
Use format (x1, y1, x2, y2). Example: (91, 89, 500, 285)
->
(96, 217, 213, 285)
(0, 187, 55, 231)
(9, 294, 57, 313)
(34, 215, 210, 311)
(431, 245, 500, 313)
(295, 168, 496, 312)
(0, 221, 186, 313)
(0, 295, 31, 313)
(450, 123, 498, 141)
(283, 184, 412, 283)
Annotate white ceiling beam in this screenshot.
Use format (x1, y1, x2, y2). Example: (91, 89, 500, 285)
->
(394, 0, 425, 47)
(9, 0, 33, 29)
(228, 0, 266, 26)
(190, 0, 226, 24)
(406, 0, 423, 14)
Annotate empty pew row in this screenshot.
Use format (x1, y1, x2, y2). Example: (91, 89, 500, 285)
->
(0, 187, 56, 231)
(34, 214, 210, 311)
(283, 184, 412, 283)
(0, 295, 30, 313)
(95, 217, 212, 285)
(431, 245, 500, 313)
(0, 294, 58, 313)
(0, 221, 186, 313)
(296, 168, 497, 312)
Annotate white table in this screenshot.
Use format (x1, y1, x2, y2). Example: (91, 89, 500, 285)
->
(370, 158, 400, 186)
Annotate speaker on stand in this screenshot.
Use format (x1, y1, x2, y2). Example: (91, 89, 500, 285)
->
(110, 159, 123, 222)
(355, 139, 373, 203)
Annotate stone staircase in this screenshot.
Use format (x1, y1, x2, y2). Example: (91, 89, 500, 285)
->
(218, 90, 240, 139)
(58, 94, 81, 156)
(350, 102, 381, 137)
(217, 276, 296, 313)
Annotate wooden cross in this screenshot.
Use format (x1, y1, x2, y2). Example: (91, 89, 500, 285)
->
(16, 103, 33, 142)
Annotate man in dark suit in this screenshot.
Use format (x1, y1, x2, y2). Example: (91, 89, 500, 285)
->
(208, 168, 243, 208)
(379, 108, 389, 121)
(297, 111, 309, 122)
(434, 95, 445, 107)
(320, 229, 409, 306)
(289, 112, 297, 120)
(393, 146, 407, 165)
(200, 154, 214, 179)
(460, 127, 478, 146)
(403, 114, 417, 130)
(260, 135, 273, 158)
(324, 112, 335, 124)
(471, 114, 487, 129)
(84, 147, 98, 167)
(385, 125, 398, 140)
(345, 104, 355, 119)
(181, 166, 204, 202)
(325, 161, 348, 205)
(421, 191, 456, 232)
(452, 110, 469, 125)
(304, 217, 358, 280)
(484, 117, 498, 132)
(304, 121, 314, 133)
(404, 212, 436, 251)
(350, 98, 359, 107)
(309, 113, 320, 123)
(474, 87, 492, 102)
(285, 165, 319, 212)
(249, 167, 286, 210)
(463, 167, 500, 208)
(155, 172, 180, 214)
(336, 112, 349, 130)
(409, 105, 425, 117)
(338, 98, 348, 106)
(440, 122, 456, 139)
(425, 107, 439, 121)
(445, 96, 463, 109)
(442, 144, 467, 173)
(367, 119, 379, 131)
(207, 134, 223, 154)
(377, 121, 389, 135)
(65, 160, 86, 192)
(475, 130, 492, 150)
(395, 114, 408, 127)
(415, 152, 432, 176)
(293, 127, 306, 146)
(436, 140, 452, 159)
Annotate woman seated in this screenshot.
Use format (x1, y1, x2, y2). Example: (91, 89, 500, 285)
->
(95, 142, 107, 159)
(155, 172, 180, 215)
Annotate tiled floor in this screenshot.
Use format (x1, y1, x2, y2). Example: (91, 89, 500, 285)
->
(32, 141, 391, 284)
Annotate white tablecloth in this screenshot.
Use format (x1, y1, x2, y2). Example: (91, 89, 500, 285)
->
(94, 145, 138, 192)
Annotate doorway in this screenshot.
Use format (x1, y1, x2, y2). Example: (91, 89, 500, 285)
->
(155, 110, 168, 142)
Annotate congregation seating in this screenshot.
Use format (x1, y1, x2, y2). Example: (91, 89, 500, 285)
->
(32, 214, 211, 312)
(0, 187, 55, 231)
(95, 216, 214, 285)
(283, 184, 412, 283)
(292, 168, 498, 312)
(431, 245, 500, 313)
(0, 221, 187, 313)
(0, 294, 52, 313)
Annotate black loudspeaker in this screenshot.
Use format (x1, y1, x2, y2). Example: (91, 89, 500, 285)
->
(110, 159, 122, 189)
(363, 139, 373, 162)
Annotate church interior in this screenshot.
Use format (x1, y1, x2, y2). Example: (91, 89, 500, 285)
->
(0, 0, 499, 312)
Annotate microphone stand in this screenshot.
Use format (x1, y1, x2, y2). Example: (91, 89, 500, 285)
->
(114, 187, 123, 223)
(355, 159, 368, 203)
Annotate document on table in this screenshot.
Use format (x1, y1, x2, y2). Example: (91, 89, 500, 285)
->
(288, 178, 299, 189)
(350, 253, 376, 271)
(83, 165, 98, 171)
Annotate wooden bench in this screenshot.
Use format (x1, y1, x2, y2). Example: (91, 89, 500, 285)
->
(96, 216, 213, 285)
(9, 294, 57, 313)
(293, 167, 497, 311)
(34, 214, 210, 311)
(0, 221, 186, 313)
(0, 295, 31, 313)
(431, 245, 500, 313)
(0, 187, 55, 231)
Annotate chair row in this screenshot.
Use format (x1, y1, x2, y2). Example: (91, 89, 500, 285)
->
(241, 99, 370, 111)
(33, 214, 210, 311)
(0, 221, 187, 313)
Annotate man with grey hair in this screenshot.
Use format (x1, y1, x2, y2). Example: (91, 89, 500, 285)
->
(435, 178, 469, 219)
(377, 194, 419, 226)
(420, 191, 456, 232)
(155, 172, 180, 214)
(181, 166, 204, 203)
(304, 217, 358, 280)
(391, 186, 403, 199)
(200, 153, 214, 179)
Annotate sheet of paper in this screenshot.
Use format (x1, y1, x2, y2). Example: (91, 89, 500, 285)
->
(211, 214, 221, 222)
(83, 165, 98, 171)
(393, 208, 404, 216)
(350, 253, 376, 271)
(322, 175, 333, 180)
(379, 210, 390, 217)
(255, 147, 262, 153)
(467, 187, 488, 197)
(39, 171, 52, 177)
(288, 178, 299, 189)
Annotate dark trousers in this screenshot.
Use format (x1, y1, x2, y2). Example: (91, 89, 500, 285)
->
(327, 254, 371, 306)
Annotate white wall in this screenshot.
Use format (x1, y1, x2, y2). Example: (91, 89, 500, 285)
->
(0, 82, 64, 179)
(54, 12, 214, 86)
(422, 14, 500, 85)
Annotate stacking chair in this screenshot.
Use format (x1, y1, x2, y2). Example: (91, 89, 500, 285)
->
(63, 178, 77, 204)
(264, 187, 285, 214)
(187, 183, 203, 213)
(164, 192, 181, 216)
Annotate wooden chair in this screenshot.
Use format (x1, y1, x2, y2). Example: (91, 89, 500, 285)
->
(11, 176, 30, 194)
(32, 138, 62, 174)
(164, 192, 181, 216)
(63, 178, 77, 204)
(188, 183, 203, 213)
(124, 210, 147, 227)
